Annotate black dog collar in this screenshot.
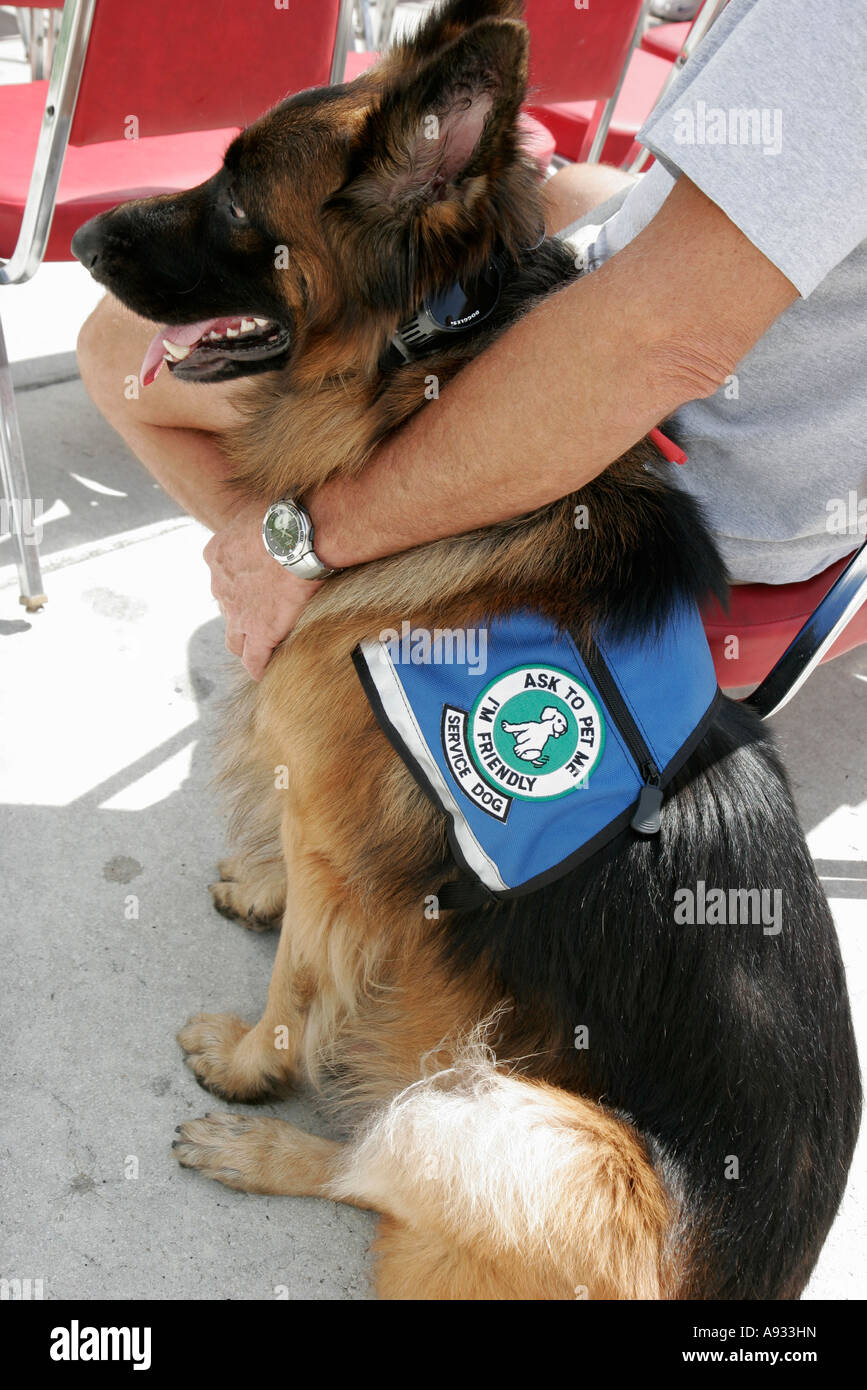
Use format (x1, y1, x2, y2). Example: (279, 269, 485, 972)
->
(385, 230, 546, 367)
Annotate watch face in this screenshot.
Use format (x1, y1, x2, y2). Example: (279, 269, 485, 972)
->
(265, 502, 304, 560)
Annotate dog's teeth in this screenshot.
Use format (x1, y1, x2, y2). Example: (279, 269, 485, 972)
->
(240, 318, 256, 333)
(253, 316, 270, 327)
(225, 327, 240, 338)
(208, 330, 222, 340)
(162, 339, 191, 360)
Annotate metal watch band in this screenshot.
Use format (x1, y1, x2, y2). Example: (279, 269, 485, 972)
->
(284, 546, 335, 581)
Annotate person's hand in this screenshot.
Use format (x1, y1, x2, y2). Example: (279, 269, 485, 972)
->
(204, 500, 324, 681)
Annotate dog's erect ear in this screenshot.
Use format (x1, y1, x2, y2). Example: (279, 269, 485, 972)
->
(351, 19, 529, 206)
(329, 18, 537, 305)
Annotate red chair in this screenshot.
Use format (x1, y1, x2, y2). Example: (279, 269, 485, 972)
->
(703, 548, 867, 701)
(641, 19, 692, 60)
(0, 0, 354, 608)
(527, 0, 733, 169)
(527, 48, 673, 167)
(523, 0, 664, 166)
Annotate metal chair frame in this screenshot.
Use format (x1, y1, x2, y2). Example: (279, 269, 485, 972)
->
(744, 540, 867, 719)
(15, 5, 63, 81)
(584, 0, 655, 164)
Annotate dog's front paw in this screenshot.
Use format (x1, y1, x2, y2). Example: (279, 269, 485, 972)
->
(209, 862, 284, 932)
(209, 879, 281, 931)
(173, 1112, 338, 1197)
(177, 1013, 285, 1102)
(172, 1112, 269, 1191)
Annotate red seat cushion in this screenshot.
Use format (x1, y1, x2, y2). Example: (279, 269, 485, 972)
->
(527, 48, 672, 166)
(702, 554, 867, 688)
(0, 81, 238, 261)
(641, 20, 690, 61)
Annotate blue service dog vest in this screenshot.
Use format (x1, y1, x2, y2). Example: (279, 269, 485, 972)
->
(353, 605, 721, 902)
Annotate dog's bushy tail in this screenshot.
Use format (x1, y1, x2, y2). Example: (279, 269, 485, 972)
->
(328, 1025, 671, 1300)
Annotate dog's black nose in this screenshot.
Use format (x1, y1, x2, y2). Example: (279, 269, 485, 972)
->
(71, 217, 105, 270)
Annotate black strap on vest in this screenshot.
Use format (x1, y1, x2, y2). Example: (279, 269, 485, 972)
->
(437, 877, 496, 911)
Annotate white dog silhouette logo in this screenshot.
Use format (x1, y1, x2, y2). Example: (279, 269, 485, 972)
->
(500, 706, 569, 767)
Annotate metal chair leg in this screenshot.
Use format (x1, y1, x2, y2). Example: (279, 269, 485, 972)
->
(0, 311, 47, 611)
(377, 0, 399, 47)
(358, 0, 375, 49)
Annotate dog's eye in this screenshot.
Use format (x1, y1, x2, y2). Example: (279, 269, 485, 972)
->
(227, 194, 248, 222)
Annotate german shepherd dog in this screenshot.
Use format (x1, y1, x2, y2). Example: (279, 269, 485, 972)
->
(72, 0, 860, 1299)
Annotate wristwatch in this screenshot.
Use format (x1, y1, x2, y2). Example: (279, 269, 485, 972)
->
(261, 497, 336, 580)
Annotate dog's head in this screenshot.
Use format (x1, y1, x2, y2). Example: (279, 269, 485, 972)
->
(72, 0, 541, 386)
(540, 707, 568, 736)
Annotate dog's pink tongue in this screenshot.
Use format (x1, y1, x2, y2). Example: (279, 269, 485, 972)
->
(140, 332, 169, 388)
(139, 319, 222, 387)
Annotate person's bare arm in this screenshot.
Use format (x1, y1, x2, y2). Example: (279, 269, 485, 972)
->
(310, 175, 796, 564)
(206, 175, 798, 677)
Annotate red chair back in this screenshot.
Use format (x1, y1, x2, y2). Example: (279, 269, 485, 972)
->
(524, 0, 648, 103)
(69, 0, 345, 146)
